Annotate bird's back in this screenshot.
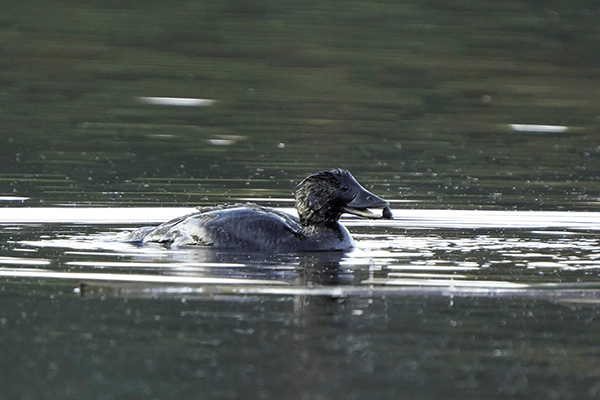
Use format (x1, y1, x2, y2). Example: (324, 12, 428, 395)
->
(134, 206, 304, 251)
(128, 204, 354, 252)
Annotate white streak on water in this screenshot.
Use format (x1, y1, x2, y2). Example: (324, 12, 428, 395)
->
(0, 207, 195, 224)
(138, 97, 216, 106)
(65, 261, 245, 268)
(510, 124, 568, 133)
(388, 273, 468, 279)
(0, 268, 285, 285)
(0, 207, 599, 230)
(386, 265, 479, 271)
(0, 256, 50, 265)
(363, 277, 529, 288)
(527, 261, 577, 270)
(368, 209, 600, 230)
(0, 196, 29, 201)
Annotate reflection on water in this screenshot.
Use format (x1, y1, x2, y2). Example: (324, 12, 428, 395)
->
(3, 207, 600, 298)
(3, 208, 600, 399)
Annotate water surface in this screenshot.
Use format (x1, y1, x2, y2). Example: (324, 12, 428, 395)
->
(4, 0, 600, 398)
(3, 207, 600, 399)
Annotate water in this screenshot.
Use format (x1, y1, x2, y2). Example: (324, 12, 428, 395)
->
(3, 207, 600, 399)
(5, 0, 600, 398)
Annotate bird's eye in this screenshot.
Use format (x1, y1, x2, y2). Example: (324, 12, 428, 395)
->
(340, 185, 349, 192)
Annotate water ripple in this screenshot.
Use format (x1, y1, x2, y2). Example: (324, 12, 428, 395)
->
(1, 207, 600, 298)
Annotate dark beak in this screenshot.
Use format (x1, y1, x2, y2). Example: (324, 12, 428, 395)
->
(343, 185, 390, 219)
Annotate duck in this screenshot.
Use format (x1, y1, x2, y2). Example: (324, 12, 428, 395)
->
(127, 169, 393, 252)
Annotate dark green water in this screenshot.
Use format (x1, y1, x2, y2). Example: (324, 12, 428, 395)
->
(5, 286, 600, 400)
(3, 0, 600, 399)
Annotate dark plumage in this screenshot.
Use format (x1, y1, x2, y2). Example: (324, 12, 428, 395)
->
(127, 169, 392, 252)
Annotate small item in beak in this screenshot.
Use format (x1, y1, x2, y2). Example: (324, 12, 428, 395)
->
(343, 206, 380, 219)
(382, 206, 393, 220)
(342, 206, 394, 220)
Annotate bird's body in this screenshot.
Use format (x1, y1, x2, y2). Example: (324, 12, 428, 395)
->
(127, 169, 392, 252)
